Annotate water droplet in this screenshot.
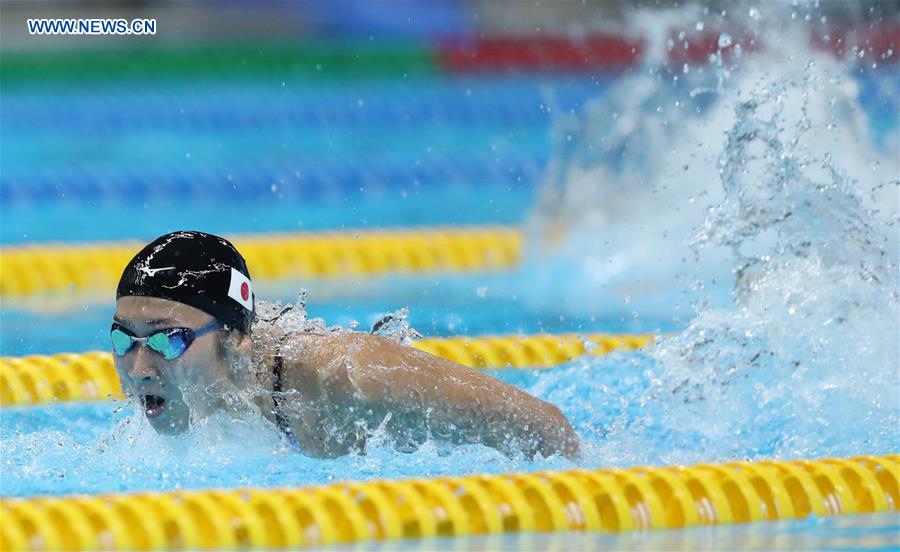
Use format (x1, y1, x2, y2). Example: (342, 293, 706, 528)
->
(718, 33, 733, 49)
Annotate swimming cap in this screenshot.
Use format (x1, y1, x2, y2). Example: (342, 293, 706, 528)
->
(116, 231, 255, 333)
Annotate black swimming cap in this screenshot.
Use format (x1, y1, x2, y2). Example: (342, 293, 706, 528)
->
(116, 231, 255, 334)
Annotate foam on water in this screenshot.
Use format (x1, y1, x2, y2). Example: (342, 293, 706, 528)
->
(2, 398, 577, 496)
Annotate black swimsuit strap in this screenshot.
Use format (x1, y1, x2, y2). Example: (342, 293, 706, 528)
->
(272, 336, 296, 443)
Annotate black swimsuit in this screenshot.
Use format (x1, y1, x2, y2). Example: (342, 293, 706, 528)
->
(272, 337, 296, 443)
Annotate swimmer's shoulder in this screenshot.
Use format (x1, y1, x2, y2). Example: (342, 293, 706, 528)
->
(270, 331, 436, 402)
(261, 331, 362, 399)
(277, 331, 392, 367)
(254, 330, 453, 399)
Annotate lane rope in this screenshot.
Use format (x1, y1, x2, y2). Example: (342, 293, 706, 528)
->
(1, 86, 595, 131)
(2, 455, 896, 550)
(1, 156, 544, 205)
(0, 40, 437, 82)
(0, 226, 522, 297)
(0, 332, 652, 406)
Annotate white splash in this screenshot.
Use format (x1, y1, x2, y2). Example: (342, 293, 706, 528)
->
(526, 12, 899, 464)
(525, 3, 898, 319)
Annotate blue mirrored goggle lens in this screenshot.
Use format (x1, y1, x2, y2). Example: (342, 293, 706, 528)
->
(110, 327, 193, 360)
(110, 328, 135, 356)
(148, 330, 189, 360)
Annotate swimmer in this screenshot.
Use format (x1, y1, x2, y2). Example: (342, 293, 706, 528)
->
(112, 231, 580, 459)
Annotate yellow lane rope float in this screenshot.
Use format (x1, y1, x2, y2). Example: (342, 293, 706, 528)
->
(0, 333, 653, 406)
(2, 455, 896, 550)
(0, 226, 522, 297)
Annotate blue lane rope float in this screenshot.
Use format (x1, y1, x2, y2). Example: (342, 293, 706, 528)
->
(2, 80, 606, 131)
(0, 155, 546, 204)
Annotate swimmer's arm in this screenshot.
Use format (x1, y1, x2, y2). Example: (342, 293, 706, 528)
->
(341, 333, 581, 460)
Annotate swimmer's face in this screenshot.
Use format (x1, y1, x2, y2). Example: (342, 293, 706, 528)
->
(113, 296, 232, 435)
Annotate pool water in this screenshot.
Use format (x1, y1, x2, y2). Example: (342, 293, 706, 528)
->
(2, 6, 898, 550)
(331, 513, 900, 551)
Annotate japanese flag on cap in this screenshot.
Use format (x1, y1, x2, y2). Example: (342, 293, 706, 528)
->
(227, 267, 253, 311)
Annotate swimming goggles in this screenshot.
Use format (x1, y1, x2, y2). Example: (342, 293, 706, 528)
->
(110, 320, 220, 360)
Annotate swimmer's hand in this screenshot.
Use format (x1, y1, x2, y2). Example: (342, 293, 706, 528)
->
(341, 333, 581, 460)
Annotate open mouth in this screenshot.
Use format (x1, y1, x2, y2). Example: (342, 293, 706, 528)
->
(140, 394, 167, 418)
